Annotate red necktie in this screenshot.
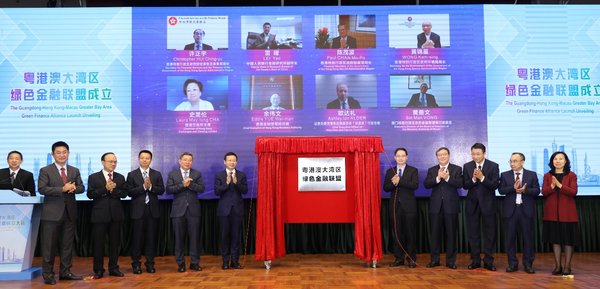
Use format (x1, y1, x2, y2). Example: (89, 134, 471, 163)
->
(60, 167, 67, 184)
(341, 37, 346, 48)
(108, 172, 113, 181)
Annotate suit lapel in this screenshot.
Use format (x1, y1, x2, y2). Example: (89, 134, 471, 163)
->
(97, 171, 107, 186)
(136, 169, 145, 184)
(175, 169, 184, 182)
(524, 170, 532, 183)
(67, 165, 77, 181)
(50, 165, 63, 183)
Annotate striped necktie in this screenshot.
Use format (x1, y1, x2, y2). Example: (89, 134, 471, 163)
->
(143, 171, 149, 204)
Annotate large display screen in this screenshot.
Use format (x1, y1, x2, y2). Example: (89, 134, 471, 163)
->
(1, 5, 599, 198)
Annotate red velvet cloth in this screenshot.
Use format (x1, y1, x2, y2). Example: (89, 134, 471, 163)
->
(254, 136, 384, 262)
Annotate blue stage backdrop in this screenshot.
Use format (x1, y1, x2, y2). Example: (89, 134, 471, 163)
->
(1, 5, 599, 198)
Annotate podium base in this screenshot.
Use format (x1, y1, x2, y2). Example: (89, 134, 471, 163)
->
(0, 267, 42, 281)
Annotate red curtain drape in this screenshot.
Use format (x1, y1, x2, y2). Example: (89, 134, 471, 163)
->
(254, 136, 384, 262)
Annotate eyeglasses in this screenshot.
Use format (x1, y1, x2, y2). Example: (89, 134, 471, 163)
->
(508, 160, 523, 164)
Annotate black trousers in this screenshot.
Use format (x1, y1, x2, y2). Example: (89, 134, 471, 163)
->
(219, 213, 243, 263)
(430, 210, 458, 264)
(466, 204, 496, 264)
(92, 221, 122, 272)
(390, 203, 417, 262)
(130, 206, 159, 267)
(505, 205, 535, 267)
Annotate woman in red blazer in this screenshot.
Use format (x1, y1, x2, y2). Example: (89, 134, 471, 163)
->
(542, 151, 580, 276)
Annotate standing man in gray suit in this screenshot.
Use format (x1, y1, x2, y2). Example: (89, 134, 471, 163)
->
(38, 141, 85, 285)
(167, 152, 205, 272)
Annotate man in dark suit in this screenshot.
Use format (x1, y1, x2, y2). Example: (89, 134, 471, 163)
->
(424, 147, 462, 269)
(499, 152, 540, 274)
(463, 142, 500, 271)
(183, 28, 213, 50)
(417, 21, 441, 48)
(127, 150, 165, 274)
(0, 150, 36, 195)
(214, 152, 248, 270)
(326, 83, 361, 109)
(87, 152, 128, 279)
(384, 148, 418, 268)
(38, 141, 85, 285)
(406, 83, 439, 108)
(248, 22, 277, 49)
(167, 152, 205, 272)
(331, 24, 357, 49)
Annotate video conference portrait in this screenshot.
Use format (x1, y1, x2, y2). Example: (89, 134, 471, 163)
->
(240, 75, 304, 110)
(314, 15, 376, 49)
(241, 16, 303, 50)
(166, 15, 229, 51)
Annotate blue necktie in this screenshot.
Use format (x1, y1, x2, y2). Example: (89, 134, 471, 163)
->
(398, 168, 402, 177)
(420, 94, 426, 107)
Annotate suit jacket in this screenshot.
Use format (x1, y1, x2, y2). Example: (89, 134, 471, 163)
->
(214, 170, 248, 217)
(331, 35, 357, 49)
(167, 168, 204, 218)
(383, 165, 419, 214)
(498, 169, 540, 219)
(326, 97, 361, 109)
(417, 32, 441, 48)
(249, 33, 277, 49)
(462, 159, 499, 215)
(184, 43, 213, 50)
(542, 171, 578, 222)
(406, 93, 439, 108)
(0, 167, 36, 196)
(38, 164, 85, 221)
(87, 171, 127, 223)
(127, 168, 165, 219)
(424, 163, 462, 214)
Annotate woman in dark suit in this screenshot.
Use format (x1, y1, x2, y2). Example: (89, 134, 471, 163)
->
(542, 151, 580, 276)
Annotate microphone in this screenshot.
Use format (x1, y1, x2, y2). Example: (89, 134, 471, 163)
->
(12, 172, 32, 197)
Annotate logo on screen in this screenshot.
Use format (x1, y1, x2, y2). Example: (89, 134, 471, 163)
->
(400, 16, 416, 28)
(168, 17, 178, 26)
